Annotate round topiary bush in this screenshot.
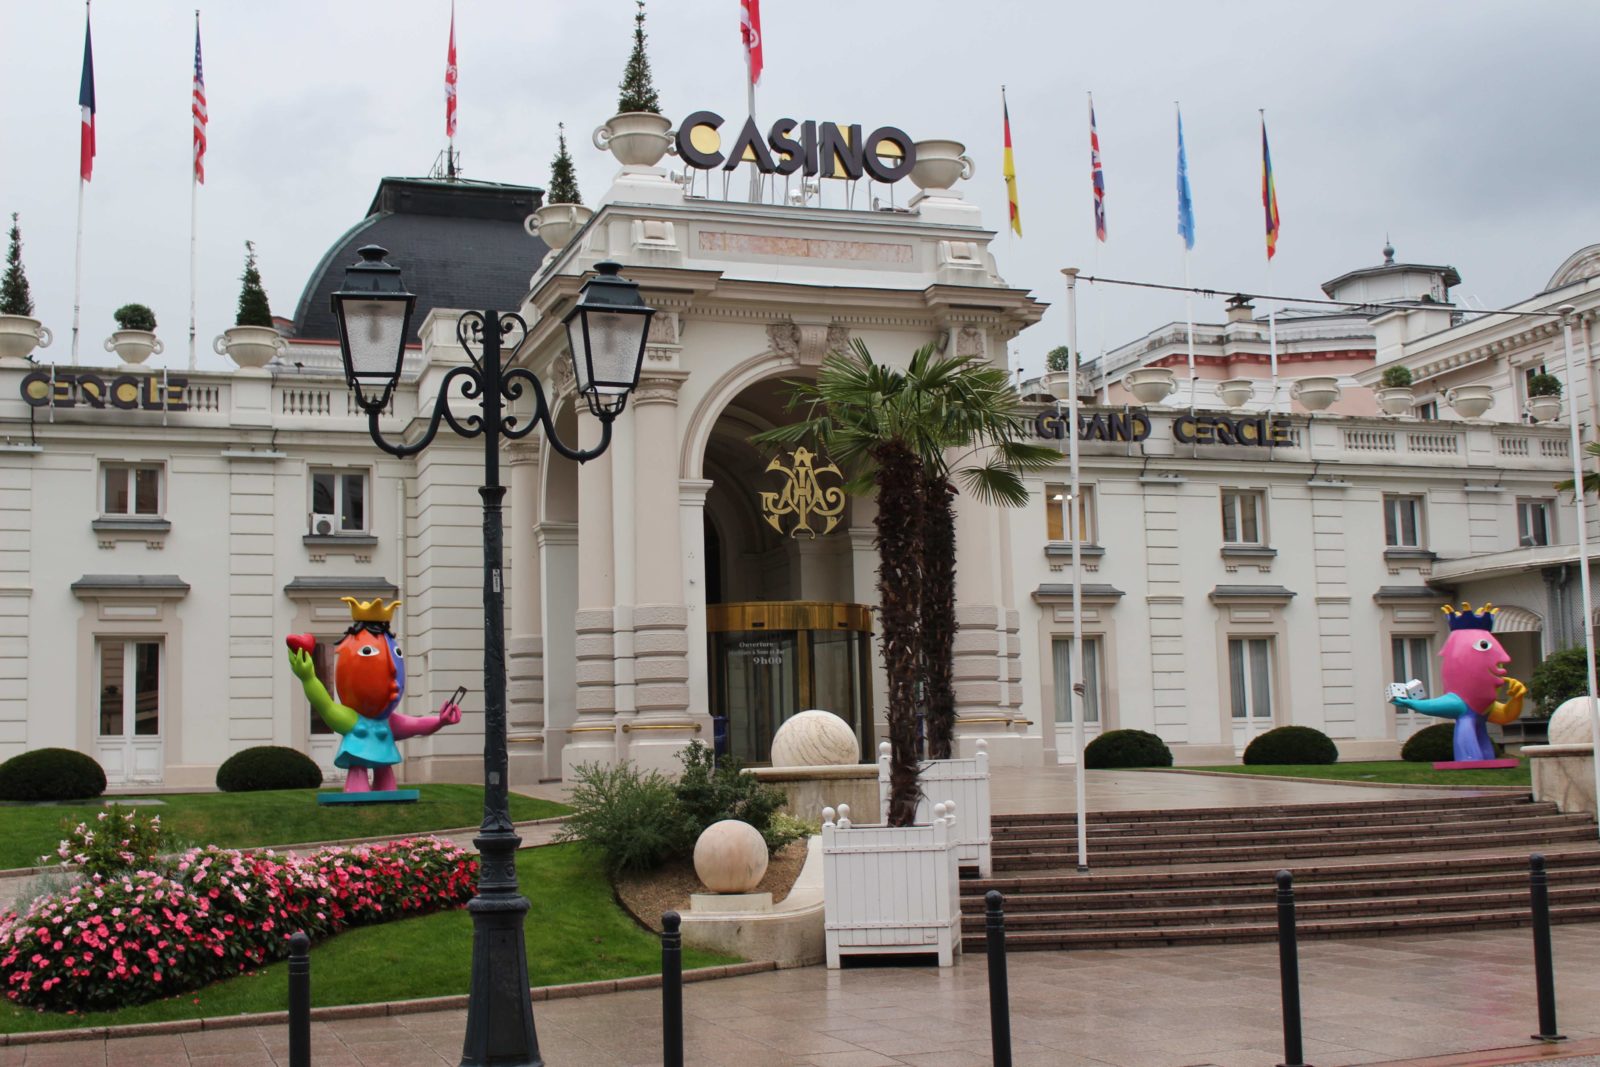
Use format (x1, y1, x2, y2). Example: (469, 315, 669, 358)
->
(216, 746, 323, 793)
(0, 747, 107, 801)
(1398, 721, 1501, 762)
(1242, 725, 1339, 765)
(1083, 729, 1173, 769)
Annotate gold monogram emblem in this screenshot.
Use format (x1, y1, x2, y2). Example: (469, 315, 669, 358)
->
(760, 447, 846, 538)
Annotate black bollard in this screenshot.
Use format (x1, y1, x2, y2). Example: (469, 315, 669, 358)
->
(1275, 871, 1308, 1067)
(662, 911, 684, 1067)
(287, 931, 311, 1067)
(1529, 854, 1566, 1042)
(985, 890, 1013, 1067)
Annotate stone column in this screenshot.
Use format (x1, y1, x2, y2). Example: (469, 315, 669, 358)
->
(563, 408, 619, 776)
(505, 439, 544, 785)
(536, 522, 578, 777)
(681, 479, 715, 736)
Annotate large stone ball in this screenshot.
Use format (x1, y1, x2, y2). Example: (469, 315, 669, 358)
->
(693, 819, 768, 894)
(1549, 697, 1600, 747)
(769, 709, 858, 768)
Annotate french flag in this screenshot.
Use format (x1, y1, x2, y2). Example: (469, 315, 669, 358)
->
(79, 10, 96, 182)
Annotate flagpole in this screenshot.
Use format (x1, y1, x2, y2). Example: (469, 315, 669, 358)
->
(1184, 251, 1197, 408)
(1063, 267, 1088, 874)
(746, 47, 758, 202)
(1176, 102, 1196, 408)
(1262, 111, 1278, 416)
(71, 178, 85, 366)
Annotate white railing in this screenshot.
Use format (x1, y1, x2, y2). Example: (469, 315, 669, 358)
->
(1497, 436, 1532, 457)
(1343, 429, 1397, 452)
(1407, 431, 1461, 455)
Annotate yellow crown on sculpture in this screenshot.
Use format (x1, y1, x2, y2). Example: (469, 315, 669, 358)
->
(341, 596, 401, 624)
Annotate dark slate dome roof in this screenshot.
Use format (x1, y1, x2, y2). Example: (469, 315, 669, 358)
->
(291, 176, 548, 342)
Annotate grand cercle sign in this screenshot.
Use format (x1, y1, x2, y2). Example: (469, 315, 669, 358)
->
(1035, 408, 1294, 448)
(675, 111, 916, 183)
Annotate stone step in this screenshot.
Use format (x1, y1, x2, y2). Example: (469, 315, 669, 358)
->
(992, 800, 1555, 840)
(990, 792, 1525, 828)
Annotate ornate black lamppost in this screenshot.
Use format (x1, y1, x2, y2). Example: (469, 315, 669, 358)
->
(332, 247, 654, 1067)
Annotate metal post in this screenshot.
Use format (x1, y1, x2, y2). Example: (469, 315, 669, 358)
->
(985, 890, 1013, 1067)
(661, 911, 684, 1067)
(1275, 871, 1307, 1067)
(287, 931, 310, 1067)
(1529, 854, 1566, 1042)
(1557, 306, 1600, 846)
(1062, 267, 1089, 873)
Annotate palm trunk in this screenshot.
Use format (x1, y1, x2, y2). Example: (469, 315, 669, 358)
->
(874, 440, 924, 827)
(921, 476, 957, 760)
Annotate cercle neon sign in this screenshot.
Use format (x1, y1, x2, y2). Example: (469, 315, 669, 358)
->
(674, 111, 915, 183)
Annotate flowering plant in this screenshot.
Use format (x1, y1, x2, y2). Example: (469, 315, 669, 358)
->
(1, 837, 476, 1013)
(47, 805, 167, 879)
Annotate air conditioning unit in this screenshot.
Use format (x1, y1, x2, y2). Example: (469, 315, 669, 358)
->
(311, 512, 338, 536)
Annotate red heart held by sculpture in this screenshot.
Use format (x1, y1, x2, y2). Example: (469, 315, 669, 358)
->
(285, 634, 316, 654)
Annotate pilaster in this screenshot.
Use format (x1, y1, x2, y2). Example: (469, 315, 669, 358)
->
(564, 409, 619, 775)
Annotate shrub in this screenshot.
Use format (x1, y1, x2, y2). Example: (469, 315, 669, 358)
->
(674, 742, 786, 843)
(1401, 722, 1457, 762)
(763, 812, 817, 853)
(0, 748, 106, 802)
(113, 304, 157, 331)
(1083, 729, 1172, 769)
(0, 837, 475, 1013)
(46, 805, 167, 879)
(547, 123, 582, 206)
(1243, 725, 1339, 765)
(1046, 346, 1071, 373)
(616, 1, 662, 114)
(1380, 365, 1413, 389)
(1528, 372, 1562, 398)
(1531, 646, 1592, 717)
(1, 214, 34, 317)
(557, 761, 690, 875)
(234, 241, 273, 328)
(216, 746, 323, 793)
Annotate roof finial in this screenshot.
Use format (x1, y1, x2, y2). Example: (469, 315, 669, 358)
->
(1383, 234, 1395, 265)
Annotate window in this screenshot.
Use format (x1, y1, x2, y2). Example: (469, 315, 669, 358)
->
(310, 469, 367, 535)
(102, 464, 162, 517)
(1051, 637, 1102, 724)
(1416, 401, 1439, 421)
(1384, 495, 1425, 549)
(98, 639, 161, 737)
(1220, 490, 1264, 546)
(1045, 484, 1096, 543)
(1523, 364, 1548, 393)
(1518, 499, 1554, 547)
(1228, 637, 1273, 721)
(1391, 635, 1431, 696)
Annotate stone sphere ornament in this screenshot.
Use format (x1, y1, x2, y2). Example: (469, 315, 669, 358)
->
(1548, 696, 1600, 747)
(693, 819, 768, 894)
(769, 709, 858, 768)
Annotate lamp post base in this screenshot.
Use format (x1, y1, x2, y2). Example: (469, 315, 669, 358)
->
(460, 829, 542, 1067)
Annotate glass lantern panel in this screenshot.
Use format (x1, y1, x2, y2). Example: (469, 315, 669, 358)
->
(339, 297, 409, 378)
(565, 317, 590, 395)
(581, 309, 645, 394)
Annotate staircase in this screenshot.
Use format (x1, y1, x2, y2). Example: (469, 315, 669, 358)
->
(961, 793, 1600, 952)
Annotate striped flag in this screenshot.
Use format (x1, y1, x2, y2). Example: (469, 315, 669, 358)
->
(1002, 89, 1021, 236)
(1175, 105, 1194, 250)
(79, 10, 96, 182)
(1089, 94, 1105, 242)
(192, 17, 207, 184)
(445, 1, 458, 139)
(1262, 114, 1280, 260)
(740, 0, 763, 86)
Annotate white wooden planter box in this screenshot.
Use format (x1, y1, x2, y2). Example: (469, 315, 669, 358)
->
(877, 739, 993, 876)
(821, 802, 961, 967)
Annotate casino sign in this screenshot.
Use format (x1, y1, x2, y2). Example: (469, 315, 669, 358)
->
(675, 111, 915, 184)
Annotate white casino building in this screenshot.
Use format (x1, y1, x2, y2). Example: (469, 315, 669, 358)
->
(2, 117, 1598, 785)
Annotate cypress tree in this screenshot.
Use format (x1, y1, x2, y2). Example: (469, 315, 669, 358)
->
(0, 214, 34, 318)
(616, 1, 662, 115)
(235, 241, 274, 328)
(547, 124, 583, 206)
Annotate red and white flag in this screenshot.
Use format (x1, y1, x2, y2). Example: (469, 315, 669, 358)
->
(445, 1, 458, 139)
(79, 10, 96, 182)
(740, 0, 762, 86)
(192, 16, 207, 184)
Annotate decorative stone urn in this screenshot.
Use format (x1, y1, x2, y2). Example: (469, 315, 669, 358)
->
(1123, 367, 1177, 405)
(105, 330, 163, 365)
(770, 710, 858, 768)
(524, 202, 595, 252)
(908, 139, 974, 195)
(1527, 394, 1563, 423)
(1216, 378, 1255, 409)
(214, 325, 285, 370)
(594, 112, 673, 168)
(1291, 375, 1341, 411)
(1375, 386, 1415, 416)
(693, 820, 769, 894)
(1446, 384, 1494, 419)
(0, 314, 51, 364)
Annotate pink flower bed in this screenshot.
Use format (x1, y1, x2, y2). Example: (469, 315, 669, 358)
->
(1, 837, 477, 1013)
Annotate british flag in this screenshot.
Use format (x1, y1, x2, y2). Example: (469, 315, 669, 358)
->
(192, 19, 207, 184)
(1089, 94, 1105, 242)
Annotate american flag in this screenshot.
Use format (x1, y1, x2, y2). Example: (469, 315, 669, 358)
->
(1089, 94, 1105, 242)
(192, 18, 207, 184)
(740, 0, 763, 86)
(445, 2, 458, 139)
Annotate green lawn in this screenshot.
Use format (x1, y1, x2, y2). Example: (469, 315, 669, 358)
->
(0, 784, 568, 871)
(0, 843, 737, 1034)
(1174, 759, 1531, 787)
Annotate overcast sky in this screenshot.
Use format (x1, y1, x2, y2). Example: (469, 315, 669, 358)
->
(2, 1, 1598, 375)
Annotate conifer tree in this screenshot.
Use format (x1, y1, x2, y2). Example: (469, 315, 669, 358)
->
(547, 124, 583, 206)
(616, 1, 662, 114)
(235, 241, 274, 328)
(0, 214, 34, 318)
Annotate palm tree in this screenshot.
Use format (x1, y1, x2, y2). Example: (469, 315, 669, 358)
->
(1556, 442, 1600, 497)
(754, 339, 1055, 822)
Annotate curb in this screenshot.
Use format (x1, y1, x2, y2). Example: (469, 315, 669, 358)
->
(1145, 767, 1531, 793)
(1356, 1034, 1600, 1065)
(0, 960, 777, 1046)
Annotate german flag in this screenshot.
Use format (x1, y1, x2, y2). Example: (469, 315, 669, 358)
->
(1003, 89, 1021, 236)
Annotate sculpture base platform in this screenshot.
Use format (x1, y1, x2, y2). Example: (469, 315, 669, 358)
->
(1432, 759, 1521, 771)
(316, 789, 420, 805)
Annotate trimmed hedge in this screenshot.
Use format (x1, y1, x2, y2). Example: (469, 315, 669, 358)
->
(1398, 721, 1503, 762)
(1243, 725, 1339, 765)
(1083, 729, 1173, 769)
(0, 747, 106, 802)
(216, 745, 323, 793)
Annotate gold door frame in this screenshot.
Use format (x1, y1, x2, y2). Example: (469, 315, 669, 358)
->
(707, 601, 872, 710)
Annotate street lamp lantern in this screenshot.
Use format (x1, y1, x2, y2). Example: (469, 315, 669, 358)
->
(562, 260, 655, 416)
(331, 245, 417, 412)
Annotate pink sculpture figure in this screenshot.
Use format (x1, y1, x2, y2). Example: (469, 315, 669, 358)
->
(1388, 602, 1526, 763)
(285, 597, 461, 794)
